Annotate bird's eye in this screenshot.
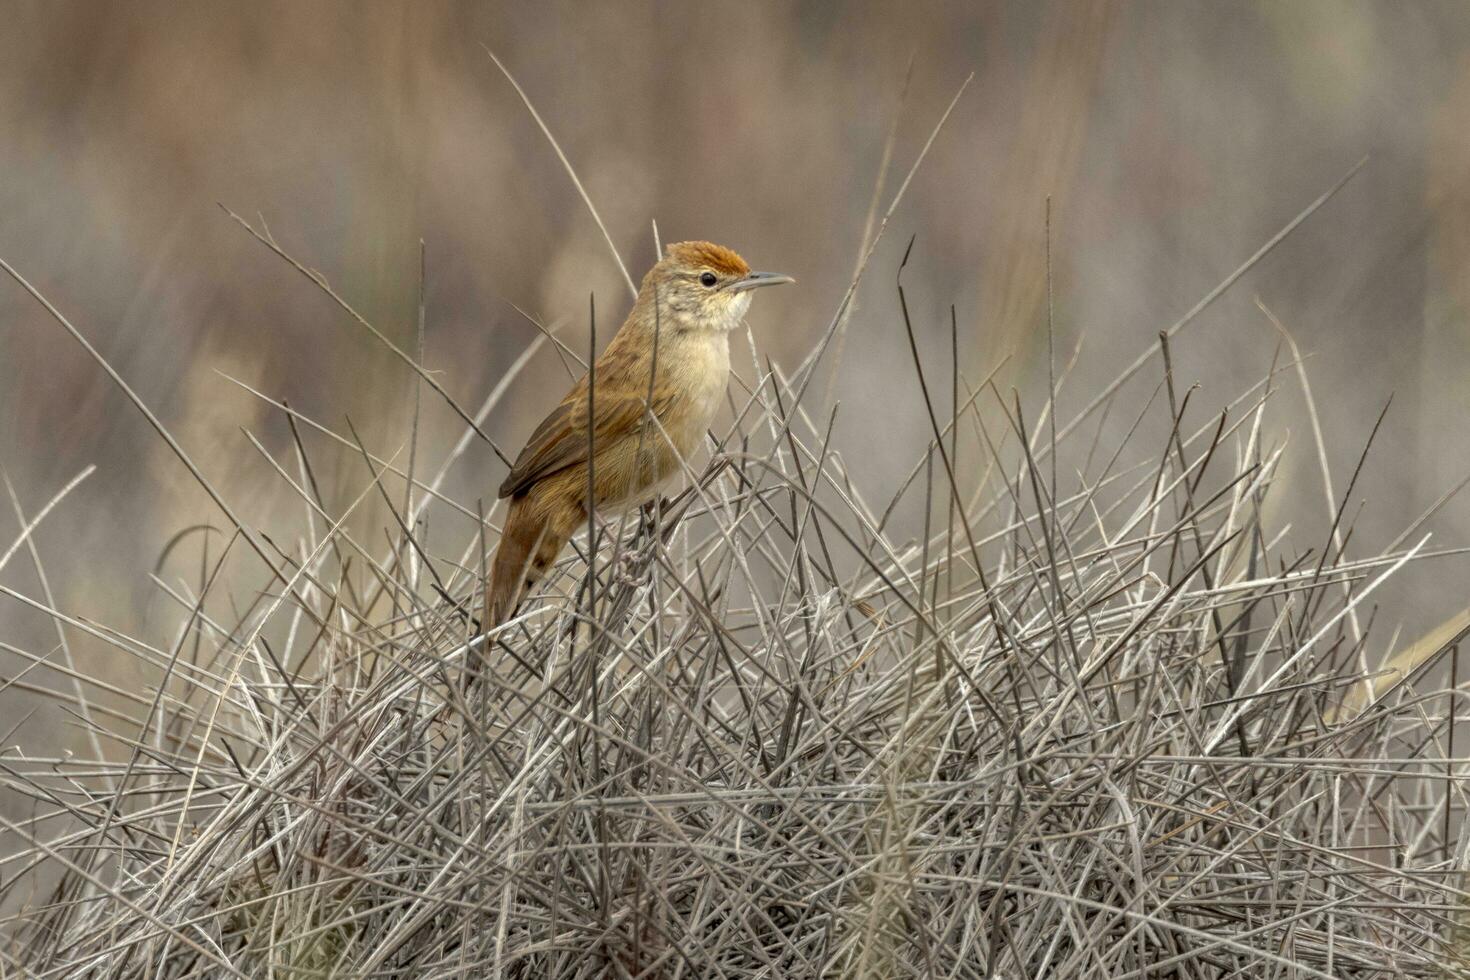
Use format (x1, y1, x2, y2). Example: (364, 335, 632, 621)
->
(699, 272, 718, 288)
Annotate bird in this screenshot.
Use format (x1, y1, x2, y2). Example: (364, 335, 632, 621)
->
(484, 241, 793, 630)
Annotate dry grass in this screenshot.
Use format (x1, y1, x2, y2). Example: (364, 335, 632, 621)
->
(1, 103, 1468, 977)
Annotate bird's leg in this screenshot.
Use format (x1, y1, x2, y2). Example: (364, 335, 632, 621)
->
(612, 497, 669, 588)
(638, 498, 664, 541)
(618, 500, 655, 571)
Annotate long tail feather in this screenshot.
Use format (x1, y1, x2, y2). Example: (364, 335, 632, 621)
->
(485, 489, 584, 629)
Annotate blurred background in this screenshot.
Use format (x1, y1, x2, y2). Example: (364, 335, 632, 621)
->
(3, 0, 1470, 760)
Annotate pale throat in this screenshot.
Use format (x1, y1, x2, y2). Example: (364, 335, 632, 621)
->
(670, 293, 751, 334)
(725, 291, 753, 326)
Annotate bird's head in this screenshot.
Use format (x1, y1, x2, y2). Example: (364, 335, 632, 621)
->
(638, 241, 793, 333)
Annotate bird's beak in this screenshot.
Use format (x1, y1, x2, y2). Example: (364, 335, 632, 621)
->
(728, 271, 795, 293)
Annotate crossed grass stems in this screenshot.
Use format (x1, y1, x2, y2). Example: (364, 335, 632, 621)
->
(4, 230, 1470, 978)
(2, 66, 1470, 978)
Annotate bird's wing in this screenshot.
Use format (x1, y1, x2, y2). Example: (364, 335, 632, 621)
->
(497, 379, 668, 499)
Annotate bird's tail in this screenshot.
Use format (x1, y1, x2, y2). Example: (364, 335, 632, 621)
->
(485, 490, 585, 630)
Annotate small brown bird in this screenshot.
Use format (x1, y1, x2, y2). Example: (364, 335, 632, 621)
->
(485, 241, 792, 629)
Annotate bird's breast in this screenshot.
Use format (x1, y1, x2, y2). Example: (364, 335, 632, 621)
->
(591, 333, 731, 514)
(660, 333, 730, 455)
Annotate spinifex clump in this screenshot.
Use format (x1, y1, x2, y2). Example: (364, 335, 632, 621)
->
(3, 283, 1468, 977)
(2, 152, 1467, 974)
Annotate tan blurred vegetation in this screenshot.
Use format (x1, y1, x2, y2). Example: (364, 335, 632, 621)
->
(4, 0, 1470, 763)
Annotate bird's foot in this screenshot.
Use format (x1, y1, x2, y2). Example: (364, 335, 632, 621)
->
(614, 548, 648, 588)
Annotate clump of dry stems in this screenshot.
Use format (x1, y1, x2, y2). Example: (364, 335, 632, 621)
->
(4, 164, 1470, 978)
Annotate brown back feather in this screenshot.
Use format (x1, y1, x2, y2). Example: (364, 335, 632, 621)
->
(497, 384, 671, 499)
